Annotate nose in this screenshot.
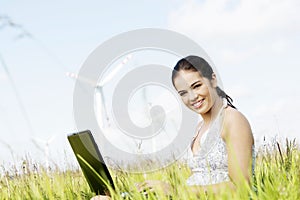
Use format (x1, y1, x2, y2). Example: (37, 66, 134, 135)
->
(188, 91, 198, 102)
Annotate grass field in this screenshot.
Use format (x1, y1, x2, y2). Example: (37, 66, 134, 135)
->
(0, 139, 299, 200)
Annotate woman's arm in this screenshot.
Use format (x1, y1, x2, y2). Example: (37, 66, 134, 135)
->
(224, 108, 254, 185)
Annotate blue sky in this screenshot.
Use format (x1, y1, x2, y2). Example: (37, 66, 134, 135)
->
(0, 0, 299, 168)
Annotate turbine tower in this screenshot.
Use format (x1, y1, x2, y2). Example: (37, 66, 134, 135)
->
(31, 134, 56, 171)
(140, 86, 179, 154)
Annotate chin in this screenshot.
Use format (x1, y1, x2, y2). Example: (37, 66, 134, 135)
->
(194, 105, 210, 115)
(190, 107, 204, 114)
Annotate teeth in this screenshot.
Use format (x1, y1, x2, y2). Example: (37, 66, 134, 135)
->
(192, 99, 203, 108)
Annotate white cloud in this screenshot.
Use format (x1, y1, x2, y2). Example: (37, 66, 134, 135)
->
(167, 0, 300, 68)
(226, 85, 252, 98)
(270, 39, 288, 54)
(253, 96, 300, 118)
(220, 45, 261, 64)
(168, 0, 300, 39)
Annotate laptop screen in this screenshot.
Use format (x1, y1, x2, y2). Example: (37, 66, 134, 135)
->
(67, 130, 115, 195)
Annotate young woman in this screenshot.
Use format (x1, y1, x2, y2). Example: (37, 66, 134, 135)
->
(171, 55, 255, 192)
(92, 55, 255, 199)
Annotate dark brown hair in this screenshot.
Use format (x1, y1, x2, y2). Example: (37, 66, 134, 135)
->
(172, 55, 236, 109)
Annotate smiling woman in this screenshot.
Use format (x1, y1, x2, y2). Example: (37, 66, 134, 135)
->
(171, 55, 255, 194)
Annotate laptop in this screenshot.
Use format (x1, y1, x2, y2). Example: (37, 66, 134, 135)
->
(67, 130, 115, 195)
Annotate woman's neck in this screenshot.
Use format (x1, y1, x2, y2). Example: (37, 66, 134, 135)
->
(201, 96, 223, 126)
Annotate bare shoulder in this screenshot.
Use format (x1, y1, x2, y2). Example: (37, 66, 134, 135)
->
(223, 107, 253, 143)
(225, 107, 250, 128)
(222, 107, 254, 184)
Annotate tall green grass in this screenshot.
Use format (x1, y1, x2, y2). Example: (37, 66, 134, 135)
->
(0, 139, 299, 199)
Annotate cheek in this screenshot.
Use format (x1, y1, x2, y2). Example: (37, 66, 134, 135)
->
(180, 96, 189, 106)
(201, 85, 211, 96)
(207, 87, 216, 100)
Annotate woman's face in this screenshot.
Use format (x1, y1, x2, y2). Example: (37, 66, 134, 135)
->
(173, 70, 218, 115)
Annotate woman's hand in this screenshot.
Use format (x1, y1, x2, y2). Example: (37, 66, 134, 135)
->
(136, 180, 172, 196)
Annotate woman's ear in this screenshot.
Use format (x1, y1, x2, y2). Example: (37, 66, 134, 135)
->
(211, 73, 218, 88)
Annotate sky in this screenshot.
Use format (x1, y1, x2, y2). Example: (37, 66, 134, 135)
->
(0, 0, 299, 170)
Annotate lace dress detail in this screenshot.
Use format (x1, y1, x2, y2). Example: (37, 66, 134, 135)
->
(186, 99, 255, 186)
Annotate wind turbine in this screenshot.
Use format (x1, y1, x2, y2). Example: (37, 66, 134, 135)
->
(140, 86, 180, 155)
(140, 87, 156, 153)
(96, 54, 132, 129)
(67, 54, 132, 130)
(30, 134, 56, 171)
(140, 87, 171, 153)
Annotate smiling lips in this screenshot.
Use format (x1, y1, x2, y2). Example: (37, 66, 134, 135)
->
(191, 99, 204, 109)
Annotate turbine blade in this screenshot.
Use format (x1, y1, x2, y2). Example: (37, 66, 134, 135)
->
(99, 54, 132, 86)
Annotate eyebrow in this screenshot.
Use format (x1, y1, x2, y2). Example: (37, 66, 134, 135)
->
(177, 80, 202, 94)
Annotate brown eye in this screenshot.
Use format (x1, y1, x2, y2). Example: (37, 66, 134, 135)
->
(193, 84, 202, 89)
(179, 92, 187, 97)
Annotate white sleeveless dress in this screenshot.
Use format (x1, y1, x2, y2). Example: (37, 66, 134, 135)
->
(186, 99, 255, 186)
